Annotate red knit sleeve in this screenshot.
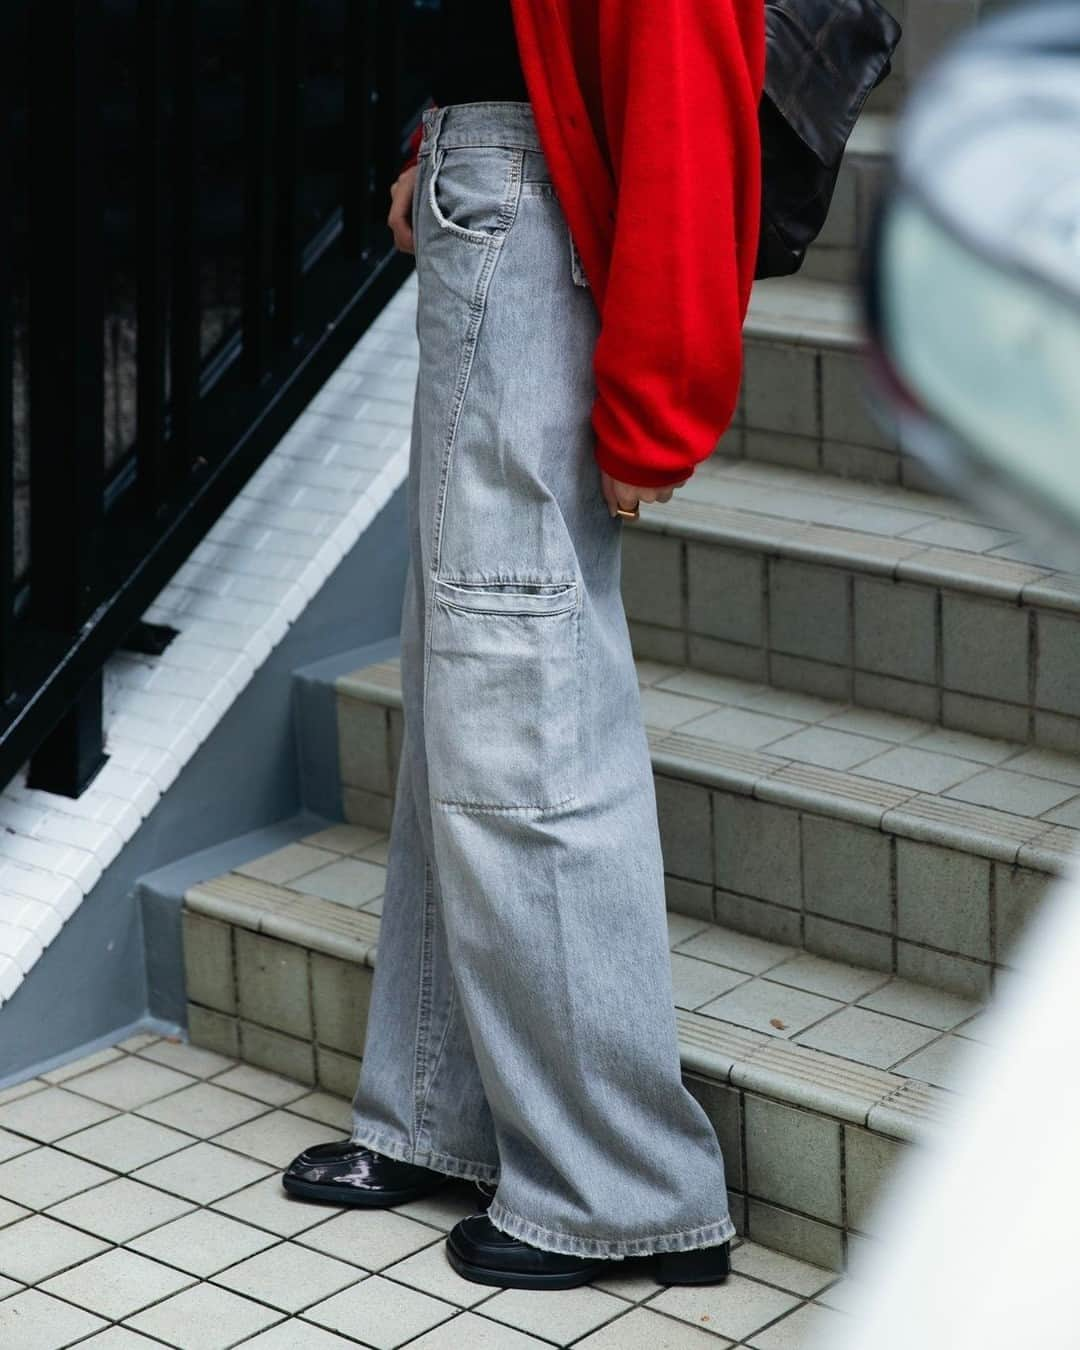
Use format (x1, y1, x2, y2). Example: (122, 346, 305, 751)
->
(400, 118, 425, 174)
(591, 1, 764, 488)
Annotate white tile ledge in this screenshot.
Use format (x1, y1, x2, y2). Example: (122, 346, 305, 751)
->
(0, 273, 419, 1011)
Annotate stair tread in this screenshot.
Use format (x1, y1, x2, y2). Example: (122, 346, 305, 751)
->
(338, 654, 1080, 871)
(746, 277, 860, 348)
(187, 838, 990, 1147)
(645, 458, 1070, 604)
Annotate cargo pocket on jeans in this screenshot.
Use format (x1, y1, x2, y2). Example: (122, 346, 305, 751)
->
(426, 576, 581, 811)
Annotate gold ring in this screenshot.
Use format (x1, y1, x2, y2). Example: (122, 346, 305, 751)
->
(615, 504, 640, 520)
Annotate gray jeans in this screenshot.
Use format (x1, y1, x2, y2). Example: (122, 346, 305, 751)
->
(348, 100, 735, 1260)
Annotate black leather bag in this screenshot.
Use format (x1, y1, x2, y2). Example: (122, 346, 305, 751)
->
(755, 0, 903, 279)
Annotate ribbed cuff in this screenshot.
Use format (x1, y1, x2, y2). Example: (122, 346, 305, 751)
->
(592, 436, 696, 489)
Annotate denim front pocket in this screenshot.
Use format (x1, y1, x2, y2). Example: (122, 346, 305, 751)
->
(428, 145, 521, 245)
(426, 576, 581, 811)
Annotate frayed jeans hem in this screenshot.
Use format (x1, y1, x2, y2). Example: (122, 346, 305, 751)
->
(348, 1123, 500, 1185)
(485, 1197, 737, 1260)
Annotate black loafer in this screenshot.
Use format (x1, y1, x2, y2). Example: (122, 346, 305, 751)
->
(446, 1213, 612, 1289)
(446, 1213, 732, 1289)
(281, 1139, 450, 1207)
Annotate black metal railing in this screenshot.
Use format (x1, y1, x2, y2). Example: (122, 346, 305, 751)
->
(0, 0, 431, 797)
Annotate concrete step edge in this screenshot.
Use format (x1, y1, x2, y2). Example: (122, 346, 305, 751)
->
(182, 872, 958, 1152)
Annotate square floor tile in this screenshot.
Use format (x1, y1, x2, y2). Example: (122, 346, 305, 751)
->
(304, 1273, 455, 1348)
(729, 1241, 834, 1297)
(856, 978, 982, 1031)
(765, 954, 890, 1004)
(60, 1111, 192, 1172)
(382, 1239, 495, 1308)
(0, 1287, 106, 1348)
(236, 843, 340, 885)
(212, 1110, 341, 1169)
(0, 1127, 37, 1163)
(298, 1207, 440, 1270)
(0, 1085, 117, 1143)
(136, 1081, 270, 1138)
(212, 1173, 346, 1236)
(210, 1064, 311, 1106)
(0, 1145, 113, 1210)
(406, 1309, 549, 1348)
(114, 1033, 161, 1052)
(590, 1260, 667, 1303)
(45, 1175, 193, 1242)
(0, 1197, 29, 1228)
(240, 1321, 366, 1349)
(285, 1091, 352, 1131)
(131, 1140, 275, 1204)
(677, 706, 804, 751)
(699, 978, 843, 1039)
(672, 928, 795, 976)
(667, 913, 713, 948)
(482, 1284, 628, 1343)
(39, 1246, 194, 1320)
(0, 1079, 46, 1108)
(136, 1039, 236, 1079)
(764, 726, 890, 771)
(641, 688, 722, 732)
(125, 1280, 282, 1348)
(747, 1298, 848, 1348)
(301, 823, 384, 855)
(892, 1033, 989, 1090)
(574, 1305, 731, 1348)
(74, 1329, 164, 1349)
(128, 1207, 278, 1276)
(648, 1272, 800, 1342)
(289, 858, 386, 908)
(215, 1239, 362, 1312)
(672, 955, 749, 1011)
(0, 1213, 109, 1283)
(40, 1047, 124, 1085)
(853, 746, 978, 793)
(63, 1057, 195, 1111)
(946, 769, 1078, 817)
(794, 1006, 940, 1069)
(394, 1181, 490, 1234)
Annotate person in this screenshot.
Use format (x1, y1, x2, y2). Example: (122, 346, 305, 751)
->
(282, 0, 764, 1291)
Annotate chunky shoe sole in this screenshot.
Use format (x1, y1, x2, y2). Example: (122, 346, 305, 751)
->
(655, 1241, 731, 1286)
(445, 1237, 608, 1290)
(281, 1172, 448, 1207)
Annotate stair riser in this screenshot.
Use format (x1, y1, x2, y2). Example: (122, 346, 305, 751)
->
(798, 147, 888, 287)
(182, 904, 915, 1273)
(725, 331, 936, 492)
(624, 531, 1080, 757)
(337, 690, 1057, 1000)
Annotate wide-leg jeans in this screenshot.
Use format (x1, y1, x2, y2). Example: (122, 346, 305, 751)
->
(347, 100, 735, 1260)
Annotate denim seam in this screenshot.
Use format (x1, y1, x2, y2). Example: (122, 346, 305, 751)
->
(410, 858, 436, 1145)
(432, 794, 579, 814)
(485, 1197, 737, 1260)
(414, 962, 458, 1150)
(348, 1124, 500, 1185)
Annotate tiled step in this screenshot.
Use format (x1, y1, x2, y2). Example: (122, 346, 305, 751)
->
(335, 654, 1074, 1002)
(625, 456, 1080, 756)
(736, 278, 936, 492)
(182, 830, 1001, 1272)
(800, 115, 893, 286)
(0, 1032, 855, 1349)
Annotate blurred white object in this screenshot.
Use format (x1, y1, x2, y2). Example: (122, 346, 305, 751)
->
(827, 855, 1080, 1349)
(844, 4, 1080, 1346)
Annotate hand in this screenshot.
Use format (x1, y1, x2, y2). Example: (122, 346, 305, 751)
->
(600, 470, 690, 518)
(388, 164, 419, 254)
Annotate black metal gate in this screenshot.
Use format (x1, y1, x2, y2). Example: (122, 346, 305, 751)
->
(0, 0, 428, 797)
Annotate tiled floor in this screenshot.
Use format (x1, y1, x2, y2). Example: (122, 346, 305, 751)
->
(0, 1034, 856, 1348)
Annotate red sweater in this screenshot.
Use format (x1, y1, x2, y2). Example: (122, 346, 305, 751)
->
(402, 1, 764, 489)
